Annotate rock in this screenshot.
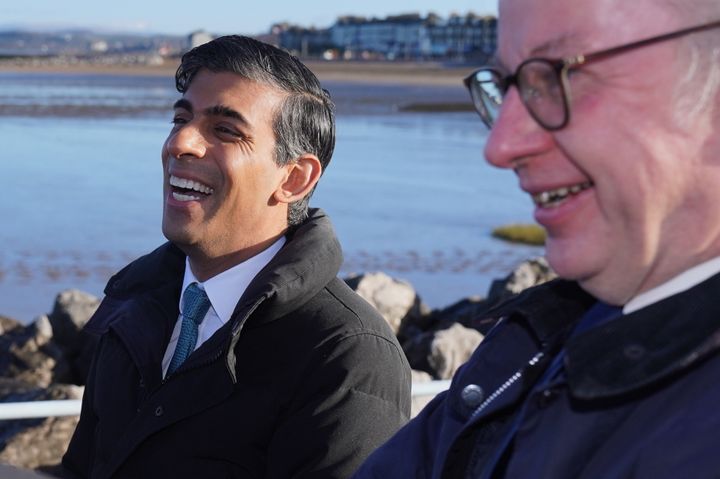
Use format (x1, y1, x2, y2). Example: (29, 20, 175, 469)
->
(0, 318, 70, 388)
(486, 257, 556, 307)
(47, 290, 100, 354)
(403, 323, 484, 380)
(0, 380, 82, 472)
(32, 316, 53, 345)
(345, 272, 427, 335)
(47, 290, 101, 385)
(0, 316, 24, 336)
(428, 324, 484, 379)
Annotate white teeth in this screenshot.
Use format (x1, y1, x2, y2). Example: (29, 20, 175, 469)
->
(532, 181, 593, 208)
(172, 192, 201, 202)
(169, 175, 214, 195)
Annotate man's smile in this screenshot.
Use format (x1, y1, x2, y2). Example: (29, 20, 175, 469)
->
(531, 181, 593, 208)
(169, 174, 214, 202)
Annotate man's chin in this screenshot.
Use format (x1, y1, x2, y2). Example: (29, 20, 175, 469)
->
(161, 224, 197, 251)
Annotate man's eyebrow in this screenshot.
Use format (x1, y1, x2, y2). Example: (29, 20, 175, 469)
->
(205, 104, 249, 126)
(173, 98, 193, 112)
(529, 33, 583, 57)
(171, 100, 250, 127)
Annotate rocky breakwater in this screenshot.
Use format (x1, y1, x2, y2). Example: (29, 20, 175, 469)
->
(0, 257, 556, 474)
(0, 290, 99, 476)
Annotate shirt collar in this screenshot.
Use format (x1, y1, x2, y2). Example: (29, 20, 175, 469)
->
(180, 236, 287, 324)
(623, 256, 720, 314)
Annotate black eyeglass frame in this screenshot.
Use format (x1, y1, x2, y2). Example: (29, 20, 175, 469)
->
(464, 19, 720, 130)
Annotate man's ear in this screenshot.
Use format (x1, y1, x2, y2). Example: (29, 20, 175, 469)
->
(274, 154, 323, 204)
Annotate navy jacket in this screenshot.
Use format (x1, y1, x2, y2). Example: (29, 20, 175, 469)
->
(354, 275, 720, 478)
(62, 209, 411, 479)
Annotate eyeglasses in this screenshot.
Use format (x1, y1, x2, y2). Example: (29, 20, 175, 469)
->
(464, 20, 720, 131)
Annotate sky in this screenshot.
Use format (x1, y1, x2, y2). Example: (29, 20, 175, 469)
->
(0, 0, 498, 36)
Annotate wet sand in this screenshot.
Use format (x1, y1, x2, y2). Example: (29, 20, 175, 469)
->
(0, 59, 476, 87)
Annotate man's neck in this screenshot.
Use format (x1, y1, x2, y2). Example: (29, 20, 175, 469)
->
(186, 232, 288, 281)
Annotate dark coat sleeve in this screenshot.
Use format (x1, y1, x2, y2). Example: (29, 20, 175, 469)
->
(266, 331, 411, 479)
(351, 391, 449, 479)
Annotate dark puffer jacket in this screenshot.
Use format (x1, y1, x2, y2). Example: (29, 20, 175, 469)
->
(62, 209, 411, 479)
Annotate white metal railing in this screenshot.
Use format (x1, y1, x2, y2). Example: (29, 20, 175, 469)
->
(0, 380, 451, 420)
(0, 400, 83, 420)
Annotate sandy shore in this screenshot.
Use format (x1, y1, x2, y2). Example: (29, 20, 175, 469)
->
(0, 58, 476, 87)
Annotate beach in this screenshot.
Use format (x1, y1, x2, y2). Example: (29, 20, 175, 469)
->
(0, 57, 476, 86)
(0, 63, 539, 323)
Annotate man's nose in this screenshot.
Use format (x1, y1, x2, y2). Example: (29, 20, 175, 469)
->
(483, 88, 553, 169)
(165, 123, 207, 160)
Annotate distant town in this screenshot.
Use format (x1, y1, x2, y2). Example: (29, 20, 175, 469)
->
(0, 12, 497, 67)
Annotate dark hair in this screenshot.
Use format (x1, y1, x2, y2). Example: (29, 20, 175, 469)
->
(175, 35, 336, 226)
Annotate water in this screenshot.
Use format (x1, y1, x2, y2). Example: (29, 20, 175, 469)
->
(0, 72, 541, 322)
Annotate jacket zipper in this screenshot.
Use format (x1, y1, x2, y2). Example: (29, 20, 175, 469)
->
(468, 351, 545, 422)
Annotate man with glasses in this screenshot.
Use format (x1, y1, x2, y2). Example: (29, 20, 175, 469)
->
(353, 0, 720, 477)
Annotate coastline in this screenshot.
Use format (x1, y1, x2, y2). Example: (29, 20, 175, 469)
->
(0, 60, 528, 324)
(0, 59, 475, 87)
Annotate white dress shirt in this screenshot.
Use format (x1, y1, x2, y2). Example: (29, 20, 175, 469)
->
(623, 256, 720, 314)
(162, 236, 286, 377)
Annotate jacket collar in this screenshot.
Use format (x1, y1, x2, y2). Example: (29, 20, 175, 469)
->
(229, 207, 342, 328)
(485, 279, 595, 348)
(566, 271, 720, 400)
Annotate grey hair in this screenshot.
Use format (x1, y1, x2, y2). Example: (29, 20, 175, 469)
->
(662, 0, 720, 122)
(175, 35, 336, 226)
(674, 44, 720, 121)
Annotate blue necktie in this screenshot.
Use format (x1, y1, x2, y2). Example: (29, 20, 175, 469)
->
(168, 283, 211, 375)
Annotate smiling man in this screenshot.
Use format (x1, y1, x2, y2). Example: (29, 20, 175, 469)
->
(354, 0, 720, 478)
(61, 36, 410, 479)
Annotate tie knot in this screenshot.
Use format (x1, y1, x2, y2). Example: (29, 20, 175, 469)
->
(573, 301, 623, 336)
(182, 282, 211, 326)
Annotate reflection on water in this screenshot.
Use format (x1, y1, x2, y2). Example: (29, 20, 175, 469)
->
(1, 72, 540, 322)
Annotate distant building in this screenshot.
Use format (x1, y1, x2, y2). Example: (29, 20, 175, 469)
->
(275, 12, 497, 62)
(188, 30, 214, 50)
(331, 14, 428, 60)
(273, 23, 333, 57)
(90, 40, 108, 53)
(428, 13, 497, 61)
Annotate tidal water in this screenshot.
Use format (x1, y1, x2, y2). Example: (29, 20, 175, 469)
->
(0, 72, 541, 322)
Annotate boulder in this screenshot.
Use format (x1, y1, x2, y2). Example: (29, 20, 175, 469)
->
(345, 272, 427, 336)
(0, 317, 70, 388)
(428, 324, 484, 379)
(47, 290, 101, 385)
(47, 290, 100, 354)
(486, 257, 556, 307)
(403, 323, 484, 380)
(0, 380, 82, 472)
